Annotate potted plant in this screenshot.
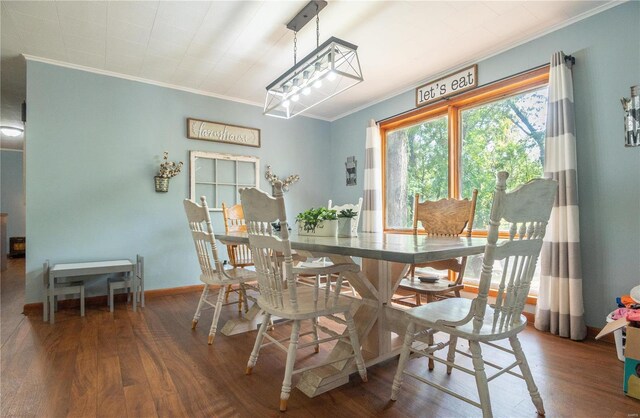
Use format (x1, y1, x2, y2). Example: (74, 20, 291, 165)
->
(296, 207, 338, 237)
(337, 209, 359, 237)
(155, 151, 183, 192)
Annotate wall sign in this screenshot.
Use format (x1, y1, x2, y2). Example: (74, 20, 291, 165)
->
(187, 118, 260, 148)
(415, 65, 478, 108)
(345, 156, 357, 186)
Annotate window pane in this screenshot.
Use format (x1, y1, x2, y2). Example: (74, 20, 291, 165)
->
(237, 161, 256, 185)
(460, 86, 548, 291)
(218, 185, 236, 208)
(195, 157, 214, 182)
(461, 86, 548, 231)
(385, 115, 448, 229)
(216, 160, 236, 184)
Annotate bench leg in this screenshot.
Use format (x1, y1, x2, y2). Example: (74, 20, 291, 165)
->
(49, 288, 55, 324)
(80, 287, 85, 317)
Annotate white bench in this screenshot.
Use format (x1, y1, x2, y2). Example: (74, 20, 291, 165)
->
(44, 257, 142, 324)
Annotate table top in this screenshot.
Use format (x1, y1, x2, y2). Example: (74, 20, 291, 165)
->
(51, 259, 134, 276)
(216, 231, 487, 264)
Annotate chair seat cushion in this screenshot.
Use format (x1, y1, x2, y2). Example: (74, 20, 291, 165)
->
(406, 298, 527, 340)
(258, 285, 355, 320)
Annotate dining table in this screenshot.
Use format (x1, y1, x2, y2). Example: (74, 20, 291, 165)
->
(216, 231, 487, 398)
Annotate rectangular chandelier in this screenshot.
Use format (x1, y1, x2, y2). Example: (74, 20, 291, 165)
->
(264, 36, 363, 119)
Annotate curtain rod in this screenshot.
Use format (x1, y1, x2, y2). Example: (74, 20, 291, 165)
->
(376, 55, 575, 125)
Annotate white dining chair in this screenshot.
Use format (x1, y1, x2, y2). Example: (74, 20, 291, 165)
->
(241, 182, 367, 412)
(299, 197, 363, 295)
(328, 197, 363, 235)
(390, 172, 557, 418)
(184, 197, 258, 345)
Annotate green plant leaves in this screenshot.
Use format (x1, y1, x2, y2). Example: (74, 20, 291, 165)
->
(295, 207, 337, 232)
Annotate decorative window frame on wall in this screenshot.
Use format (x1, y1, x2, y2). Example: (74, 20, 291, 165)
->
(189, 151, 259, 211)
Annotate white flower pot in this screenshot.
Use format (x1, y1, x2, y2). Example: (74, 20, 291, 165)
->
(298, 219, 338, 237)
(338, 217, 358, 237)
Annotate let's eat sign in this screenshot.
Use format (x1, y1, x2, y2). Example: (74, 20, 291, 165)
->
(415, 65, 478, 107)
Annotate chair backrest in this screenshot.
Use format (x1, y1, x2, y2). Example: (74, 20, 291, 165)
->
(222, 202, 253, 267)
(240, 181, 299, 312)
(413, 190, 478, 237)
(328, 197, 363, 230)
(183, 197, 224, 282)
(467, 172, 557, 332)
(222, 203, 247, 233)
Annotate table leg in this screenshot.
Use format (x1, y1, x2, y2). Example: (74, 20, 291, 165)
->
(49, 272, 55, 324)
(132, 268, 137, 312)
(296, 256, 408, 397)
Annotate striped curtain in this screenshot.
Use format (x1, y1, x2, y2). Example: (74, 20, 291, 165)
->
(535, 52, 587, 341)
(362, 119, 383, 233)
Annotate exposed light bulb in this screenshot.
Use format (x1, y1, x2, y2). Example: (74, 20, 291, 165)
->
(283, 100, 290, 108)
(302, 87, 311, 96)
(0, 126, 23, 137)
(327, 71, 337, 81)
(292, 78, 300, 92)
(313, 79, 322, 88)
(292, 94, 300, 102)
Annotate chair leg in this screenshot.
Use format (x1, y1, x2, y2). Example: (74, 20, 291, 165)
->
(446, 335, 457, 375)
(192, 285, 210, 329)
(280, 320, 301, 412)
(208, 287, 226, 345)
(510, 336, 545, 416)
(109, 285, 115, 313)
(43, 288, 49, 322)
(469, 341, 493, 418)
(80, 287, 85, 317)
(224, 284, 232, 303)
(311, 317, 320, 353)
(391, 321, 415, 401)
(427, 329, 435, 371)
(345, 312, 367, 382)
(246, 313, 271, 375)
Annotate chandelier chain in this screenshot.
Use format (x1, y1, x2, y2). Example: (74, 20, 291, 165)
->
(316, 6, 320, 48)
(293, 30, 297, 65)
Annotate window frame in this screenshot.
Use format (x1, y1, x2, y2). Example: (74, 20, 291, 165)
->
(189, 150, 260, 212)
(381, 66, 549, 235)
(381, 66, 549, 302)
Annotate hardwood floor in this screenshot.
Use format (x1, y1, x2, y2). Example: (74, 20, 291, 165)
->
(1, 259, 638, 417)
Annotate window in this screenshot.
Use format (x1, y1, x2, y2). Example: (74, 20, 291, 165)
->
(382, 67, 549, 295)
(189, 151, 259, 211)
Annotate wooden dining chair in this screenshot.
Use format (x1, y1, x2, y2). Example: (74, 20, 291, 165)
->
(222, 202, 253, 312)
(396, 189, 478, 306)
(241, 182, 367, 412)
(184, 197, 258, 345)
(390, 172, 556, 418)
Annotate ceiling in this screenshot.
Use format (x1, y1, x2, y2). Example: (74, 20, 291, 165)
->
(0, 0, 617, 150)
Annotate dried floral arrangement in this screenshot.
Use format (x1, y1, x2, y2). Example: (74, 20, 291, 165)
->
(265, 165, 299, 192)
(157, 152, 184, 178)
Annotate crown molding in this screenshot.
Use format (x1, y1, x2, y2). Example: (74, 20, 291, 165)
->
(21, 54, 332, 122)
(328, 0, 627, 122)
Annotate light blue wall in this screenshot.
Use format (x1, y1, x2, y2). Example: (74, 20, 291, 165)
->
(25, 61, 330, 302)
(25, 3, 640, 327)
(329, 2, 640, 327)
(0, 150, 25, 249)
